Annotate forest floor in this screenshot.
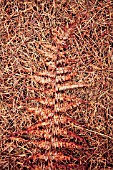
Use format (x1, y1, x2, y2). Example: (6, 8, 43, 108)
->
(0, 0, 113, 170)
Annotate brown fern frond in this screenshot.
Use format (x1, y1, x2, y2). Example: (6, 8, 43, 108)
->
(7, 22, 88, 169)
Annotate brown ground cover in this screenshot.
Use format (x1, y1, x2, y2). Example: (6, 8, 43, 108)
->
(0, 0, 113, 169)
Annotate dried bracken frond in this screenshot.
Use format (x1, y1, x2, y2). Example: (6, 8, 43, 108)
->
(0, 0, 113, 170)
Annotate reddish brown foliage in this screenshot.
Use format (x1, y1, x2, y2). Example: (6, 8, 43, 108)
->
(0, 0, 113, 170)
